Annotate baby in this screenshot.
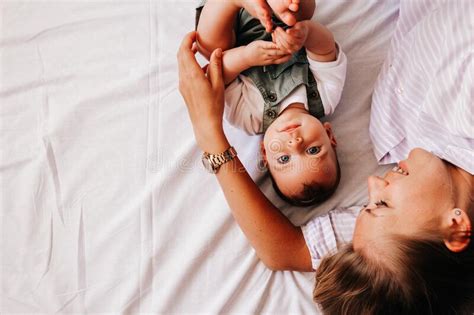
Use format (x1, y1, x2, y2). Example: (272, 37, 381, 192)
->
(196, 0, 347, 206)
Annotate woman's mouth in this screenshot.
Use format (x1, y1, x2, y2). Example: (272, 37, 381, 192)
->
(392, 161, 409, 175)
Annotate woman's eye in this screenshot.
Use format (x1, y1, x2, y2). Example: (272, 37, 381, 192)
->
(277, 155, 291, 164)
(306, 146, 321, 155)
(374, 200, 388, 207)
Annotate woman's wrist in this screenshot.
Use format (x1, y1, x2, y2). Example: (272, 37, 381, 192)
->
(195, 124, 231, 153)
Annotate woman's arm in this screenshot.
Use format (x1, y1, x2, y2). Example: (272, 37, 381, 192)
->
(178, 31, 312, 271)
(214, 151, 313, 271)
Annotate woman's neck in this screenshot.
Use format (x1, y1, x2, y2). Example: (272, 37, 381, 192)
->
(448, 163, 474, 215)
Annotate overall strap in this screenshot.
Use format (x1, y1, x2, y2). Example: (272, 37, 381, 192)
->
(306, 70, 325, 119)
(243, 50, 325, 133)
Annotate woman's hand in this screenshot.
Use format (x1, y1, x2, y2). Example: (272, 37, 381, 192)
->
(177, 31, 229, 152)
(244, 40, 292, 67)
(272, 21, 309, 54)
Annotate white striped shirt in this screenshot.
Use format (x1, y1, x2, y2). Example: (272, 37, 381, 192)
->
(301, 207, 359, 269)
(302, 0, 474, 270)
(370, 0, 474, 174)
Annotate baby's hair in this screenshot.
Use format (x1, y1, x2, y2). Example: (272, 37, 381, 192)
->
(270, 160, 341, 207)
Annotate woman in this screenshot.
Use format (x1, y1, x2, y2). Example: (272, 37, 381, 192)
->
(177, 0, 473, 313)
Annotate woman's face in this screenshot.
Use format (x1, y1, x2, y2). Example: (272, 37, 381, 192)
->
(353, 148, 455, 250)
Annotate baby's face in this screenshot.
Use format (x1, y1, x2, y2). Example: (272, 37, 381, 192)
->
(262, 108, 338, 198)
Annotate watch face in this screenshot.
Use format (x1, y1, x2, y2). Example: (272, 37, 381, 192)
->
(202, 156, 216, 173)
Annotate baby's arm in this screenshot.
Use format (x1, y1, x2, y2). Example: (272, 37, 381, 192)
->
(301, 20, 337, 62)
(222, 41, 291, 85)
(196, 0, 241, 59)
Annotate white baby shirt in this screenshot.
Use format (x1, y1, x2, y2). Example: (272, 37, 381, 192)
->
(224, 47, 347, 135)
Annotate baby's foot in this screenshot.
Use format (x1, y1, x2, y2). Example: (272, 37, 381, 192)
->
(267, 0, 300, 26)
(240, 0, 274, 32)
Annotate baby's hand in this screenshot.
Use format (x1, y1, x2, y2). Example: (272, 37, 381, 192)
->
(272, 21, 309, 54)
(244, 40, 292, 67)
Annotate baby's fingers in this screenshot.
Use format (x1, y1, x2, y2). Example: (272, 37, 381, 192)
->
(258, 40, 279, 50)
(264, 48, 290, 57)
(286, 27, 304, 40)
(272, 54, 292, 64)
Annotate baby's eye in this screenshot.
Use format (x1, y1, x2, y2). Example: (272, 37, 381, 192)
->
(277, 155, 291, 164)
(306, 146, 321, 155)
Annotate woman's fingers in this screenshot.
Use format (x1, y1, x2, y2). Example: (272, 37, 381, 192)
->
(207, 48, 224, 90)
(191, 42, 198, 54)
(177, 31, 203, 78)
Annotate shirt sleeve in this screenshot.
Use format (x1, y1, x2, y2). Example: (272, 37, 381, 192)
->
(300, 206, 359, 270)
(223, 75, 264, 135)
(306, 44, 347, 116)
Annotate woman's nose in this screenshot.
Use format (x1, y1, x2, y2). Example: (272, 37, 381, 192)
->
(367, 176, 388, 200)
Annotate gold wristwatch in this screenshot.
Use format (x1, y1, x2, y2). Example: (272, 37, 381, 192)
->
(201, 146, 237, 174)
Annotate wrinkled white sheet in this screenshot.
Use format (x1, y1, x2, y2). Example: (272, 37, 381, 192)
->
(1, 1, 398, 313)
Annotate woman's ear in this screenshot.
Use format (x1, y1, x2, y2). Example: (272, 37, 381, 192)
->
(443, 208, 471, 252)
(323, 122, 337, 147)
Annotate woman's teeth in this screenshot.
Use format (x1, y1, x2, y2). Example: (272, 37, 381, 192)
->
(392, 165, 409, 175)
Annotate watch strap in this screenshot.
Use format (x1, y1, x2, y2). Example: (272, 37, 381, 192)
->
(204, 146, 237, 173)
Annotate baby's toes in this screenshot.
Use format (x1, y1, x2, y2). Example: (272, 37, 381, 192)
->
(279, 11, 296, 26)
(288, 2, 299, 12)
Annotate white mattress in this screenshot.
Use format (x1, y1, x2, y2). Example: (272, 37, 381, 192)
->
(0, 1, 399, 313)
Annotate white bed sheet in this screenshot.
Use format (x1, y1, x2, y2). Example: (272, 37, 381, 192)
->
(1, 1, 398, 313)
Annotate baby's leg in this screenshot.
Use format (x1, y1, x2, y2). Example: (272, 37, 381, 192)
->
(198, 0, 281, 58)
(267, 0, 315, 25)
(294, 0, 316, 21)
(196, 1, 241, 60)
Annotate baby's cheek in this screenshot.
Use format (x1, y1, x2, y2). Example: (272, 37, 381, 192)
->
(305, 157, 322, 173)
(266, 137, 285, 155)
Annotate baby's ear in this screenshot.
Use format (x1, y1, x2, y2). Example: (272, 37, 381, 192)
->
(323, 122, 337, 147)
(260, 141, 268, 167)
(258, 141, 267, 171)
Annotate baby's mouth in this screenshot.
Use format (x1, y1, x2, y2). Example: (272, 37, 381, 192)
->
(278, 124, 301, 133)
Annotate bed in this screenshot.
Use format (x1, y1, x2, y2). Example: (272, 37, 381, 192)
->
(1, 0, 399, 313)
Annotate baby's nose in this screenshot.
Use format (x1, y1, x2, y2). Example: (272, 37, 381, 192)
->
(287, 137, 302, 146)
